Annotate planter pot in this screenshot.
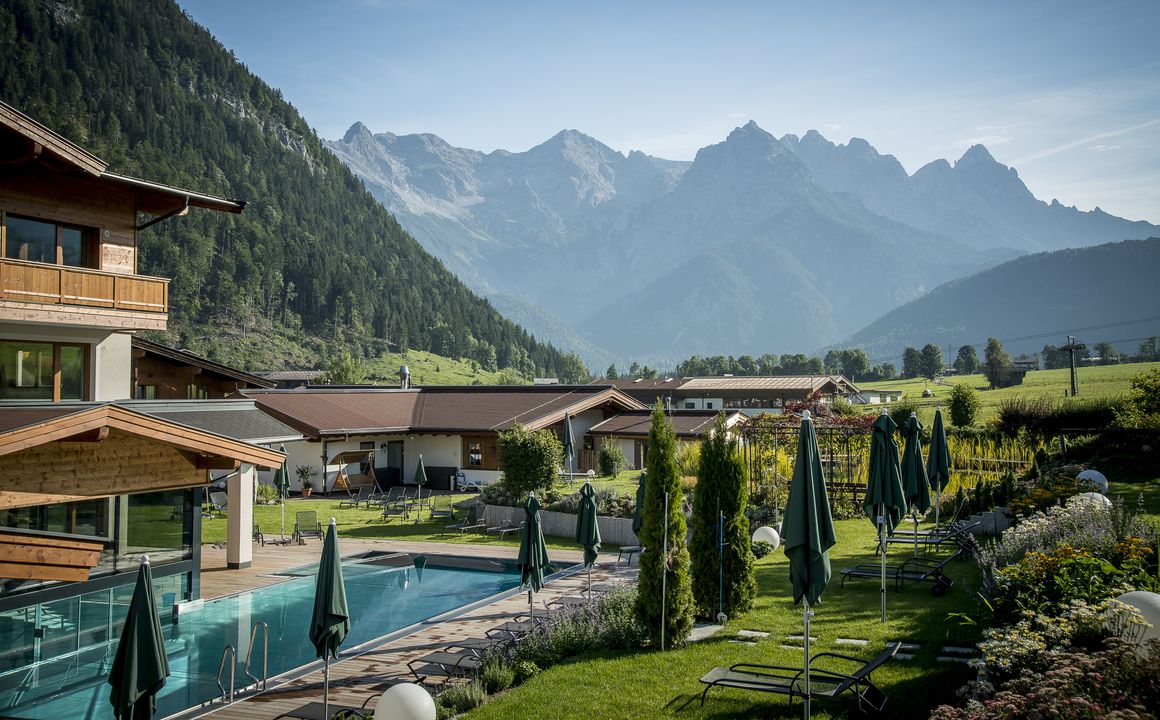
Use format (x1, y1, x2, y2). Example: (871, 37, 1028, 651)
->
(302, 487, 312, 498)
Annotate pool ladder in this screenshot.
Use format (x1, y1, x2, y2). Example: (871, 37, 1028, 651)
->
(215, 621, 269, 704)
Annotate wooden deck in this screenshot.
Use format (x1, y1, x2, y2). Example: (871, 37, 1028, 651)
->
(190, 538, 635, 720)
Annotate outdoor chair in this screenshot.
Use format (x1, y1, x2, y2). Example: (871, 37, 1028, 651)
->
(455, 471, 482, 492)
(293, 511, 323, 545)
(839, 552, 959, 594)
(428, 496, 456, 521)
(204, 491, 228, 519)
(252, 524, 264, 546)
(485, 520, 524, 539)
(884, 520, 980, 556)
(381, 488, 413, 522)
(485, 619, 539, 640)
(699, 642, 900, 713)
(617, 545, 642, 566)
(443, 636, 508, 657)
(443, 505, 487, 536)
(406, 649, 481, 682)
(338, 485, 373, 510)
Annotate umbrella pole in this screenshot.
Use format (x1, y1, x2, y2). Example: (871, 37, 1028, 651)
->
(661, 491, 669, 652)
(878, 502, 887, 623)
(323, 656, 330, 720)
(913, 509, 919, 558)
(934, 487, 941, 529)
(803, 599, 811, 720)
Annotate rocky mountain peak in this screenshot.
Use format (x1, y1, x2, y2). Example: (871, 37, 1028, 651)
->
(341, 120, 376, 145)
(956, 143, 997, 167)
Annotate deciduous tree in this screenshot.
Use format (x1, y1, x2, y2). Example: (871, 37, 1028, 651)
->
(954, 345, 980, 375)
(984, 338, 1011, 389)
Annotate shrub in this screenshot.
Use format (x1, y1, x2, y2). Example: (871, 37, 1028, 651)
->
(436, 682, 486, 714)
(511, 660, 540, 686)
(598, 441, 626, 477)
(751, 540, 774, 559)
(889, 398, 922, 430)
(690, 414, 756, 619)
(948, 383, 982, 427)
(675, 441, 701, 476)
(634, 405, 695, 647)
(996, 397, 1122, 438)
(255, 483, 279, 504)
(498, 423, 563, 498)
(829, 396, 858, 417)
(479, 660, 514, 694)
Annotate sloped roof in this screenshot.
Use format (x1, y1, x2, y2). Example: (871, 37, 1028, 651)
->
(677, 375, 860, 394)
(118, 399, 300, 444)
(133, 337, 275, 388)
(244, 385, 646, 438)
(588, 410, 744, 439)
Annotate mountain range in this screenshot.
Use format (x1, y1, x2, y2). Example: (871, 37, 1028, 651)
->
(326, 121, 1158, 367)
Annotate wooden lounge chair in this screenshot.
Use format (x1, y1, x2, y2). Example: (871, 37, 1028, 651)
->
(293, 511, 323, 544)
(839, 552, 959, 594)
(337, 485, 374, 510)
(699, 642, 900, 712)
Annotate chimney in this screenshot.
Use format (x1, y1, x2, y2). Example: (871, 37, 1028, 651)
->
(399, 365, 410, 389)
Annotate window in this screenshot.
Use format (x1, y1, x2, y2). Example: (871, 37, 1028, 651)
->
(136, 384, 157, 399)
(462, 435, 499, 470)
(706, 402, 714, 410)
(186, 384, 208, 399)
(3, 215, 96, 268)
(684, 402, 695, 409)
(0, 340, 88, 401)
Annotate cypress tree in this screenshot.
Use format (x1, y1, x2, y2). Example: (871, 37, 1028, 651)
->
(690, 414, 756, 619)
(634, 404, 695, 648)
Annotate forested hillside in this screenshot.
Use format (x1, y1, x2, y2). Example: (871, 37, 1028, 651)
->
(0, 0, 572, 376)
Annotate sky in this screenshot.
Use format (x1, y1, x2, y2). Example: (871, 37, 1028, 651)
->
(178, 0, 1160, 223)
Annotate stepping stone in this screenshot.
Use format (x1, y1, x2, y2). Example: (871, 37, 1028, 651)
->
(936, 655, 974, 664)
(941, 645, 975, 655)
(737, 630, 769, 639)
(780, 644, 804, 651)
(889, 641, 922, 651)
(784, 635, 818, 642)
(835, 638, 868, 647)
(728, 640, 758, 646)
(688, 624, 723, 643)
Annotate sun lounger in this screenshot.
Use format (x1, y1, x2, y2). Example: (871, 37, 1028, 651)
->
(884, 521, 980, 555)
(444, 636, 508, 656)
(486, 520, 524, 539)
(485, 619, 538, 639)
(428, 496, 456, 521)
(443, 506, 487, 536)
(456, 471, 482, 492)
(617, 545, 641, 565)
(381, 488, 413, 522)
(338, 485, 374, 509)
(293, 511, 323, 544)
(839, 552, 959, 594)
(699, 642, 900, 712)
(407, 649, 481, 681)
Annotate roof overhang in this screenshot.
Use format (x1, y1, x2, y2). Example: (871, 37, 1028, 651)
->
(520, 388, 647, 431)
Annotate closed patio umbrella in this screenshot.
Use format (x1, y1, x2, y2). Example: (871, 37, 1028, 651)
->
(309, 518, 350, 720)
(900, 413, 931, 557)
(926, 407, 952, 527)
(575, 481, 601, 595)
(865, 412, 907, 622)
(632, 471, 647, 538)
(413, 454, 428, 519)
(517, 493, 551, 617)
(562, 412, 576, 475)
(108, 556, 170, 720)
(780, 410, 836, 720)
(274, 447, 289, 541)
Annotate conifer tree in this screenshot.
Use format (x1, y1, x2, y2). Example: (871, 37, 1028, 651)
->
(690, 414, 756, 619)
(634, 404, 695, 648)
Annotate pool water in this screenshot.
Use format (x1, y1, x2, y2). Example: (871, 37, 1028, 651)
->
(7, 554, 523, 719)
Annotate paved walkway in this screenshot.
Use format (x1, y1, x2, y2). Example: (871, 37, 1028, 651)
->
(189, 538, 635, 720)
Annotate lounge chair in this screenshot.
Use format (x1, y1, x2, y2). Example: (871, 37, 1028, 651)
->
(485, 619, 539, 640)
(293, 511, 323, 545)
(486, 520, 524, 539)
(839, 552, 959, 594)
(252, 524, 264, 546)
(455, 471, 482, 492)
(443, 636, 508, 656)
(204, 491, 228, 519)
(699, 642, 901, 712)
(406, 649, 481, 681)
(381, 488, 412, 522)
(884, 520, 980, 555)
(443, 505, 487, 536)
(428, 496, 455, 521)
(338, 485, 373, 509)
(617, 545, 642, 566)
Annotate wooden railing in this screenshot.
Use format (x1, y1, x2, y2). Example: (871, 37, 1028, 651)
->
(0, 258, 168, 313)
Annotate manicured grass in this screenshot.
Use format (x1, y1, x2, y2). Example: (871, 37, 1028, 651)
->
(866, 361, 1160, 424)
(465, 517, 984, 720)
(364, 348, 506, 385)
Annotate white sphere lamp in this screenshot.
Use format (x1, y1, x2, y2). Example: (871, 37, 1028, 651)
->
(752, 525, 780, 550)
(378, 682, 436, 720)
(1072, 491, 1111, 507)
(1114, 591, 1160, 657)
(1077, 469, 1109, 494)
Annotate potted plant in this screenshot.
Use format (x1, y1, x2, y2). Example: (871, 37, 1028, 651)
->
(296, 465, 319, 497)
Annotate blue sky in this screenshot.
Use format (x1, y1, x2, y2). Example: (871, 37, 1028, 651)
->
(179, 0, 1160, 223)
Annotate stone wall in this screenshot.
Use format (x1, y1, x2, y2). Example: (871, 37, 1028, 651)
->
(483, 504, 640, 547)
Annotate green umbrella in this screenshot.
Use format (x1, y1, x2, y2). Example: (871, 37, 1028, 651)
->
(274, 447, 289, 541)
(575, 481, 601, 595)
(517, 493, 551, 616)
(108, 556, 170, 720)
(632, 471, 647, 538)
(899, 413, 931, 557)
(780, 410, 836, 720)
(865, 412, 907, 622)
(926, 407, 952, 527)
(413, 454, 428, 519)
(309, 518, 350, 720)
(562, 412, 576, 474)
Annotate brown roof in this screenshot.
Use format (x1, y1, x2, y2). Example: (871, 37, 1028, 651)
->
(588, 410, 743, 439)
(677, 375, 859, 393)
(0, 405, 89, 434)
(244, 385, 646, 438)
(133, 337, 275, 388)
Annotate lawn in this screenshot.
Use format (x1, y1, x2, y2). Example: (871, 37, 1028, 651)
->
(363, 348, 506, 385)
(866, 360, 1160, 424)
(465, 517, 985, 720)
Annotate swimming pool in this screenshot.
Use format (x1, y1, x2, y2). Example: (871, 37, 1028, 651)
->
(4, 553, 533, 719)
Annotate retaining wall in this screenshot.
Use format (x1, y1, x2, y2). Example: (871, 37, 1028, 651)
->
(482, 504, 640, 547)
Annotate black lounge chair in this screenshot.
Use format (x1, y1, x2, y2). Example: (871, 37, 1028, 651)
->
(486, 520, 524, 539)
(884, 520, 980, 555)
(293, 511, 323, 544)
(381, 488, 413, 522)
(699, 642, 900, 712)
(617, 545, 642, 565)
(338, 485, 373, 509)
(443, 505, 487, 536)
(486, 619, 539, 639)
(839, 552, 959, 594)
(407, 649, 481, 682)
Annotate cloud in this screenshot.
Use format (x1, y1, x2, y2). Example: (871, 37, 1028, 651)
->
(1087, 144, 1122, 152)
(728, 112, 748, 120)
(953, 126, 1012, 148)
(1013, 117, 1160, 166)
(822, 122, 842, 132)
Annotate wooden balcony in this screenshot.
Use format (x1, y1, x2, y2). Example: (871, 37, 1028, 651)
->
(0, 258, 168, 330)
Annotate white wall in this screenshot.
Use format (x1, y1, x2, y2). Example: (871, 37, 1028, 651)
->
(679, 396, 724, 410)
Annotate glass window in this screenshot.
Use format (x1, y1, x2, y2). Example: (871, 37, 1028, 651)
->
(125, 490, 191, 565)
(5, 216, 56, 264)
(466, 440, 483, 466)
(136, 384, 157, 399)
(59, 227, 86, 267)
(0, 340, 87, 402)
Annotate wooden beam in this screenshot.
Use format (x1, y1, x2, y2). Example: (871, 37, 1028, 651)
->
(0, 544, 101, 567)
(0, 562, 91, 582)
(0, 532, 106, 552)
(196, 456, 239, 470)
(60, 427, 110, 443)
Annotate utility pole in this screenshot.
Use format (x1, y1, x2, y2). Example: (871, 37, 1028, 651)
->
(1062, 335, 1086, 396)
